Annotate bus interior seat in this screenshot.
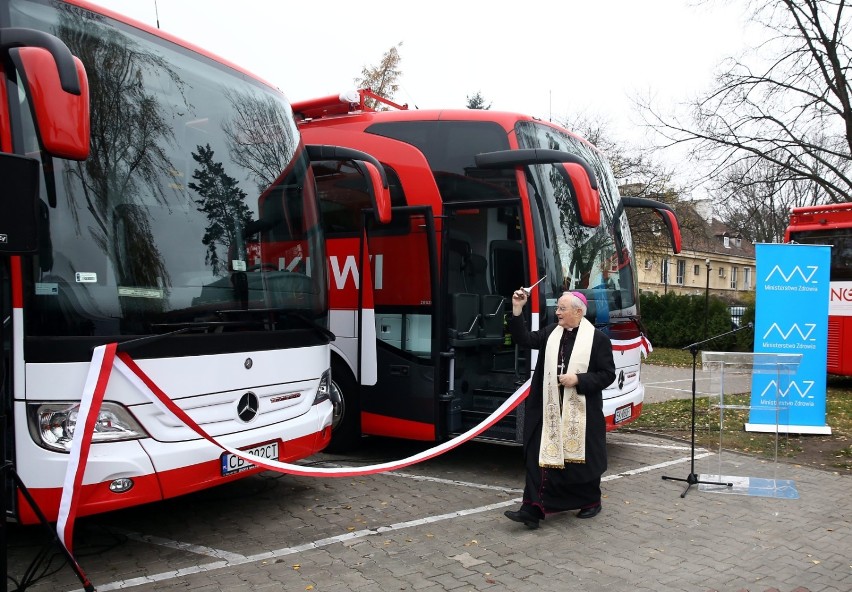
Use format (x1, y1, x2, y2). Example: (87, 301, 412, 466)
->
(447, 235, 472, 294)
(448, 292, 480, 347)
(584, 297, 597, 323)
(479, 294, 505, 345)
(464, 253, 489, 295)
(447, 234, 480, 347)
(466, 254, 504, 344)
(489, 240, 524, 298)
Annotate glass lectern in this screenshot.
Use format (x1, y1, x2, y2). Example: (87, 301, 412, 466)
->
(698, 351, 802, 499)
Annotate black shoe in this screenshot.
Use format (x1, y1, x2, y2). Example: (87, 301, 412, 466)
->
(504, 508, 540, 529)
(576, 504, 602, 519)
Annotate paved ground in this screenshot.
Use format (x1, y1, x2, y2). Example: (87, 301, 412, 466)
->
(7, 365, 849, 592)
(642, 362, 752, 404)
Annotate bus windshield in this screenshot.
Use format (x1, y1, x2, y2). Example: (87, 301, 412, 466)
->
(788, 229, 852, 281)
(516, 121, 635, 321)
(12, 0, 326, 340)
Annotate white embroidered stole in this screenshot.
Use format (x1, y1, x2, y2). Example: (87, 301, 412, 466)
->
(539, 318, 595, 467)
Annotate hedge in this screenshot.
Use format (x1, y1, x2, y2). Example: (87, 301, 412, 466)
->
(638, 292, 755, 352)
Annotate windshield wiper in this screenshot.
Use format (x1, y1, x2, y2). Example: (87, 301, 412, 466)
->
(212, 308, 335, 341)
(149, 309, 335, 341)
(117, 327, 191, 352)
(149, 320, 265, 332)
(274, 310, 336, 341)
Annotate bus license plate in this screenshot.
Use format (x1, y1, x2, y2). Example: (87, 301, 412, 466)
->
(220, 440, 279, 476)
(614, 404, 633, 424)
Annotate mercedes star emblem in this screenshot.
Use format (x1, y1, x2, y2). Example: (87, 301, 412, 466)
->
(237, 392, 260, 423)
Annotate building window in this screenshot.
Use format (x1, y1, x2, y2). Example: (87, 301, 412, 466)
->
(718, 267, 726, 278)
(724, 236, 730, 248)
(644, 258, 653, 270)
(744, 267, 752, 289)
(676, 260, 685, 285)
(730, 267, 738, 289)
(660, 257, 669, 284)
(693, 264, 700, 275)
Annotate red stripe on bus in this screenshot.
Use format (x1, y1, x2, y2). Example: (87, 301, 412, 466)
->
(362, 412, 436, 441)
(17, 431, 327, 525)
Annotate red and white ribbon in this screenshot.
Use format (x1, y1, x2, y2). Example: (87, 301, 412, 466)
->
(57, 345, 530, 552)
(611, 334, 653, 358)
(56, 343, 117, 553)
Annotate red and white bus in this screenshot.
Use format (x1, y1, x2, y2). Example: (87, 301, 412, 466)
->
(292, 89, 682, 452)
(785, 203, 852, 376)
(0, 0, 388, 525)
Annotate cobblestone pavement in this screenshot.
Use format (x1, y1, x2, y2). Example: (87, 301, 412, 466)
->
(8, 427, 850, 592)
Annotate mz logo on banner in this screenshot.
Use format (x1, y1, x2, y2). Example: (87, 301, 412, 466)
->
(750, 244, 831, 434)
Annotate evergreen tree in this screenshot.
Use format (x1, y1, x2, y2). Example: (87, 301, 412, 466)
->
(188, 144, 252, 275)
(466, 91, 492, 110)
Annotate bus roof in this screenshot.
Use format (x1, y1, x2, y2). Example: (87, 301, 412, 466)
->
(292, 89, 598, 152)
(786, 202, 852, 241)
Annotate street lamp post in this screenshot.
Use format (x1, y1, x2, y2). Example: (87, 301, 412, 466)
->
(704, 258, 711, 337)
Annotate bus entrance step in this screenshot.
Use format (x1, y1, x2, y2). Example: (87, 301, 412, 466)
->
(461, 410, 516, 440)
(471, 389, 511, 412)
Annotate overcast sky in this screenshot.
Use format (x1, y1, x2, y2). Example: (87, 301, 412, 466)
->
(90, 0, 752, 160)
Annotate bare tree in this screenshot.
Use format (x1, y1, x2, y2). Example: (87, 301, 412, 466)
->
(639, 0, 852, 216)
(559, 114, 678, 198)
(222, 89, 299, 192)
(355, 42, 403, 109)
(557, 114, 702, 254)
(59, 10, 181, 299)
(714, 159, 817, 241)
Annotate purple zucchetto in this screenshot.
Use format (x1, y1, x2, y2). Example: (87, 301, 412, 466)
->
(570, 291, 588, 307)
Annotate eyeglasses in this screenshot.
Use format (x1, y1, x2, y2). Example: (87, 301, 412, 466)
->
(555, 306, 577, 312)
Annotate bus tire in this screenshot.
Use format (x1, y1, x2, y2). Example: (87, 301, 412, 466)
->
(325, 359, 361, 453)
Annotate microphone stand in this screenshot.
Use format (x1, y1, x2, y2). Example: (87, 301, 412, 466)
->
(661, 323, 753, 498)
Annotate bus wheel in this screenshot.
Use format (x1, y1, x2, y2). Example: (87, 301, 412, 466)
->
(325, 361, 361, 453)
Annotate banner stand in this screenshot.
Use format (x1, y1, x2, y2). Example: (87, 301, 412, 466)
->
(749, 243, 831, 435)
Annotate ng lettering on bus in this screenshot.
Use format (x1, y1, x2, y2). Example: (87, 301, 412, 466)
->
(830, 285, 852, 302)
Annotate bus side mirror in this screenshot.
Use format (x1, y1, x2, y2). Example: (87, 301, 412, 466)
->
(0, 153, 40, 254)
(14, 46, 90, 160)
(306, 144, 392, 224)
(355, 160, 391, 224)
(621, 196, 682, 254)
(654, 208, 682, 253)
(556, 162, 601, 228)
(474, 148, 601, 228)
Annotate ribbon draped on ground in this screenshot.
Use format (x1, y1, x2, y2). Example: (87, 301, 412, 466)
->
(57, 344, 531, 552)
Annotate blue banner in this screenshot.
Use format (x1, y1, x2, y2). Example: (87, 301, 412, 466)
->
(749, 243, 831, 433)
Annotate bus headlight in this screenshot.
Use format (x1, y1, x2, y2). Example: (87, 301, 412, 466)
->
(314, 368, 333, 405)
(27, 402, 148, 452)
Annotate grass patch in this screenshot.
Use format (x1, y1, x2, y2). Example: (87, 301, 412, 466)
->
(631, 350, 852, 474)
(644, 347, 696, 368)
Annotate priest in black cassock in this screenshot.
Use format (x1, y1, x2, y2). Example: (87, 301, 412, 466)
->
(504, 289, 616, 530)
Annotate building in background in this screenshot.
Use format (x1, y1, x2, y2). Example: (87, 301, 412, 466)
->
(625, 191, 756, 304)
